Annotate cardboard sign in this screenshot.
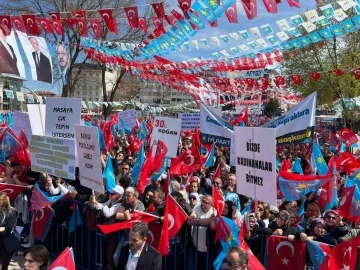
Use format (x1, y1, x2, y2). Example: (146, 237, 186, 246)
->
(178, 113, 200, 130)
(12, 111, 32, 136)
(235, 127, 277, 206)
(150, 116, 182, 158)
(27, 104, 46, 136)
(29, 135, 76, 180)
(118, 109, 137, 130)
(45, 97, 81, 139)
(75, 125, 104, 194)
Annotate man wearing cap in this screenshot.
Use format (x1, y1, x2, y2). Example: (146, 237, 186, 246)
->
(0, 25, 19, 76)
(269, 205, 279, 223)
(93, 185, 124, 219)
(116, 187, 145, 221)
(189, 192, 199, 209)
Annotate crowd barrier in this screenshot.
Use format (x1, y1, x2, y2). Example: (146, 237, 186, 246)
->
(15, 200, 360, 269)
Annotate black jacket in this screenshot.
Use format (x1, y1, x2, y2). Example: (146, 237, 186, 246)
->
(117, 243, 162, 270)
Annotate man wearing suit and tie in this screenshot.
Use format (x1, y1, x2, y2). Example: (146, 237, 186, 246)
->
(29, 37, 52, 84)
(117, 222, 162, 270)
(56, 44, 70, 85)
(0, 25, 19, 76)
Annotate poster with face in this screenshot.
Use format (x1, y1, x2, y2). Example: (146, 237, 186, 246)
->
(17, 31, 53, 84)
(56, 43, 70, 86)
(0, 26, 25, 78)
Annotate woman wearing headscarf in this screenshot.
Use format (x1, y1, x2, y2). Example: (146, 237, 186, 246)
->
(268, 210, 298, 236)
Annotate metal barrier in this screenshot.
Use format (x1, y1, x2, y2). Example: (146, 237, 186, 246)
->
(18, 200, 328, 270)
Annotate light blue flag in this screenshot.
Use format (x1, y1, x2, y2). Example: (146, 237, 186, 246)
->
(188, 11, 205, 30)
(308, 32, 323, 43)
(341, 19, 356, 33)
(290, 15, 304, 27)
(312, 143, 329, 175)
(131, 143, 145, 186)
(119, 116, 131, 135)
(330, 24, 344, 37)
(292, 158, 304, 175)
(138, 121, 149, 141)
(98, 127, 106, 153)
(192, 1, 216, 23)
(307, 240, 328, 270)
(103, 154, 116, 192)
(221, 0, 236, 9)
(201, 0, 224, 18)
(151, 157, 169, 181)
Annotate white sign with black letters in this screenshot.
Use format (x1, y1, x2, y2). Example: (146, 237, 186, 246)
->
(150, 116, 181, 158)
(178, 113, 200, 130)
(235, 127, 277, 206)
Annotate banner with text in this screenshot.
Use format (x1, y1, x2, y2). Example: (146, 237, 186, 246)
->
(262, 92, 316, 145)
(200, 103, 234, 147)
(178, 113, 200, 130)
(29, 135, 76, 180)
(118, 108, 137, 131)
(235, 127, 277, 206)
(75, 125, 104, 194)
(45, 97, 81, 139)
(12, 111, 32, 136)
(150, 116, 181, 158)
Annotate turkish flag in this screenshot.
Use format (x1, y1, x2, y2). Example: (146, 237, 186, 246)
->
(287, 0, 300, 7)
(214, 164, 221, 178)
(170, 146, 201, 175)
(98, 9, 118, 34)
(90, 18, 103, 39)
(336, 152, 360, 174)
(328, 236, 360, 270)
(11, 16, 26, 32)
(151, 17, 164, 31)
(167, 195, 188, 238)
(225, 3, 238, 23)
(63, 18, 78, 30)
(267, 236, 306, 270)
(171, 9, 184, 20)
(241, 0, 257, 19)
(22, 14, 40, 35)
(212, 186, 224, 218)
(76, 18, 88, 37)
(209, 20, 218, 27)
(0, 183, 26, 201)
(124, 7, 139, 29)
(0, 16, 12, 32)
(232, 107, 248, 126)
(263, 0, 278, 13)
(147, 221, 162, 250)
(290, 74, 302, 85)
(274, 76, 285, 87)
(35, 18, 53, 34)
(32, 206, 54, 242)
(165, 15, 178, 26)
(48, 12, 61, 21)
(98, 210, 158, 234)
(158, 194, 169, 256)
(178, 0, 191, 18)
(151, 3, 165, 18)
(337, 128, 358, 147)
(242, 241, 266, 270)
(48, 18, 63, 36)
(48, 247, 75, 270)
(338, 186, 356, 220)
(138, 17, 147, 33)
(72, 10, 86, 17)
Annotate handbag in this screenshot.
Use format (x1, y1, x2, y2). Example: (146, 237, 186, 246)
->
(3, 229, 21, 253)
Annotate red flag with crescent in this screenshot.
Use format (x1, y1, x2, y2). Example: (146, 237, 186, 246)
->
(225, 2, 238, 23)
(48, 247, 75, 270)
(0, 16, 12, 32)
(263, 0, 278, 14)
(167, 194, 188, 238)
(328, 236, 360, 270)
(165, 15, 178, 26)
(48, 12, 61, 21)
(267, 235, 306, 270)
(32, 206, 54, 242)
(35, 18, 54, 34)
(146, 221, 162, 250)
(48, 18, 63, 36)
(138, 17, 147, 33)
(151, 3, 165, 18)
(170, 145, 201, 175)
(287, 0, 300, 8)
(11, 16, 26, 32)
(0, 183, 26, 201)
(158, 193, 169, 256)
(241, 0, 257, 19)
(22, 14, 40, 36)
(178, 0, 191, 19)
(98, 9, 118, 34)
(337, 127, 358, 147)
(72, 10, 86, 17)
(76, 17, 88, 37)
(212, 186, 224, 218)
(89, 18, 103, 39)
(124, 7, 139, 29)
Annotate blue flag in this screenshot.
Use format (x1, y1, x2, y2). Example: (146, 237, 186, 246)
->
(241, 199, 254, 215)
(119, 117, 131, 135)
(204, 144, 215, 168)
(67, 204, 82, 234)
(98, 127, 106, 153)
(131, 143, 145, 186)
(0, 131, 21, 162)
(312, 143, 329, 175)
(151, 157, 169, 181)
(323, 164, 338, 211)
(138, 121, 149, 141)
(307, 240, 328, 270)
(103, 154, 116, 192)
(292, 158, 304, 175)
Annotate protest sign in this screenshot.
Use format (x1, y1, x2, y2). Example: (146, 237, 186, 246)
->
(235, 127, 277, 206)
(118, 109, 137, 130)
(29, 135, 76, 180)
(16, 92, 24, 102)
(12, 111, 32, 136)
(27, 104, 46, 136)
(150, 116, 181, 158)
(178, 113, 200, 130)
(262, 92, 316, 145)
(75, 125, 104, 194)
(200, 103, 234, 147)
(45, 97, 81, 139)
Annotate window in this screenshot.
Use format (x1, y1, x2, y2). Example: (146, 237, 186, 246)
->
(171, 98, 176, 101)
(177, 98, 182, 101)
(82, 91, 86, 95)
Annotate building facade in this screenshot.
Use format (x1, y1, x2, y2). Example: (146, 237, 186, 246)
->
(0, 74, 24, 111)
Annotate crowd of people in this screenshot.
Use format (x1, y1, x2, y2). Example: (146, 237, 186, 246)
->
(0, 116, 357, 270)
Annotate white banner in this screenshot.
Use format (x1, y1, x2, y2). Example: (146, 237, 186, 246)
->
(29, 135, 76, 180)
(12, 111, 32, 136)
(178, 113, 200, 130)
(150, 116, 181, 158)
(262, 92, 316, 145)
(27, 104, 46, 136)
(200, 103, 234, 147)
(118, 108, 137, 130)
(75, 125, 104, 194)
(230, 135, 236, 166)
(235, 127, 277, 206)
(45, 97, 81, 139)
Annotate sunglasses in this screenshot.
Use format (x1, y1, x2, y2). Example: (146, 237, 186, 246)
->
(326, 216, 336, 220)
(189, 197, 197, 200)
(122, 167, 130, 170)
(258, 207, 264, 212)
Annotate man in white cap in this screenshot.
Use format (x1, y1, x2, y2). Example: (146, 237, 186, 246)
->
(93, 184, 124, 218)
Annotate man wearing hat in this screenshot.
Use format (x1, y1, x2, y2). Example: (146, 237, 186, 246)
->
(269, 205, 279, 223)
(0, 25, 19, 76)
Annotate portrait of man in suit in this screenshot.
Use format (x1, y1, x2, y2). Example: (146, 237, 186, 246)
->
(29, 37, 52, 84)
(0, 25, 19, 76)
(56, 43, 70, 85)
(118, 222, 162, 270)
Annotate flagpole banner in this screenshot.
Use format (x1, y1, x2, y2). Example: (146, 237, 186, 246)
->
(262, 92, 316, 145)
(235, 127, 277, 206)
(178, 113, 200, 130)
(150, 116, 181, 158)
(27, 104, 46, 136)
(45, 97, 81, 139)
(75, 125, 104, 194)
(118, 108, 137, 130)
(29, 135, 76, 180)
(12, 111, 32, 136)
(200, 103, 234, 147)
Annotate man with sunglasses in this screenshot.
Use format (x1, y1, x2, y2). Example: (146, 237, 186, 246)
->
(223, 246, 248, 270)
(323, 210, 349, 242)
